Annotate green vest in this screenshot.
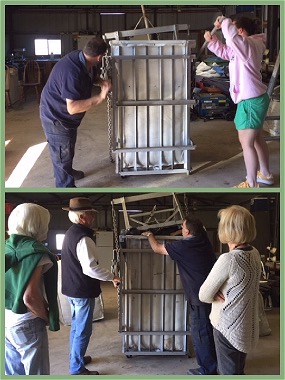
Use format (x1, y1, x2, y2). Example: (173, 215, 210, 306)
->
(5, 234, 60, 331)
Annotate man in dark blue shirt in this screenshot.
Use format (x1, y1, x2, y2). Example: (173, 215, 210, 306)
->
(142, 216, 218, 375)
(40, 37, 111, 188)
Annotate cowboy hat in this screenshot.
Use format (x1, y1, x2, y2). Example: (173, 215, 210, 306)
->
(62, 197, 97, 212)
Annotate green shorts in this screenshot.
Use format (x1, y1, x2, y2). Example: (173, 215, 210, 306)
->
(234, 93, 270, 130)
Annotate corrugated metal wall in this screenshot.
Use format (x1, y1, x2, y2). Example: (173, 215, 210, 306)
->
(5, 6, 237, 57)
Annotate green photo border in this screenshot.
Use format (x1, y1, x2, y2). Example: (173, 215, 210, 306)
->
(1, 1, 284, 379)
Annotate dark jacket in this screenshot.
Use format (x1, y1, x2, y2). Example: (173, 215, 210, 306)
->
(165, 230, 216, 305)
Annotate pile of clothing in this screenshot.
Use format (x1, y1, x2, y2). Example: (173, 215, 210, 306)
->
(196, 61, 226, 78)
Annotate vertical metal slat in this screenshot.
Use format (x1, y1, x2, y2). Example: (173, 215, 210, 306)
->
(146, 45, 150, 171)
(159, 45, 163, 171)
(171, 45, 175, 169)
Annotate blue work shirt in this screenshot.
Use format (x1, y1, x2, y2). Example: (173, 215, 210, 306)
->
(165, 231, 216, 305)
(40, 50, 96, 129)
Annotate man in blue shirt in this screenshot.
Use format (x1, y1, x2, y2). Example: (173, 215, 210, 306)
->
(142, 216, 218, 375)
(40, 37, 111, 188)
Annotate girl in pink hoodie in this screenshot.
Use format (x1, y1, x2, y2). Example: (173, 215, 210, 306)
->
(204, 16, 274, 188)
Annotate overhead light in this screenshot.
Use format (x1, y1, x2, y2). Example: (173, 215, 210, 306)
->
(100, 12, 125, 15)
(118, 209, 143, 213)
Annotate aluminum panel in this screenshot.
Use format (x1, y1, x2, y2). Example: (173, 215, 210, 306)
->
(119, 235, 189, 355)
(110, 40, 196, 175)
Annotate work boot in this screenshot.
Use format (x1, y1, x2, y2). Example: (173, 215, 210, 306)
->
(187, 368, 218, 375)
(73, 368, 99, 375)
(72, 169, 85, 180)
(83, 356, 92, 365)
(187, 368, 203, 375)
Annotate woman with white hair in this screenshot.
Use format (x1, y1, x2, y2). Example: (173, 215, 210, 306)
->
(199, 205, 261, 375)
(5, 203, 60, 375)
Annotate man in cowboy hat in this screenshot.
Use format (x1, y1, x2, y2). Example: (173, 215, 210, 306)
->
(61, 197, 120, 376)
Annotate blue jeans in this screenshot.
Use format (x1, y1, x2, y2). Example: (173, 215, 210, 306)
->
(213, 328, 247, 375)
(189, 304, 218, 375)
(68, 297, 95, 375)
(5, 317, 49, 375)
(41, 116, 77, 188)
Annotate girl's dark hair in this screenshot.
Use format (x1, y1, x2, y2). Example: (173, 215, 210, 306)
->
(231, 15, 261, 36)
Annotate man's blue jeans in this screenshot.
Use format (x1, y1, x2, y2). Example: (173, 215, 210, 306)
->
(5, 317, 49, 375)
(213, 328, 247, 375)
(41, 116, 77, 188)
(68, 297, 95, 375)
(189, 304, 218, 375)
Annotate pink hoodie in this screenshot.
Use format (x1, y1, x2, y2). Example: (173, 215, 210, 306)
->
(207, 18, 267, 104)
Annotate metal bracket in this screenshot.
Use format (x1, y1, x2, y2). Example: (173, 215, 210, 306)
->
(112, 192, 185, 231)
(104, 24, 190, 41)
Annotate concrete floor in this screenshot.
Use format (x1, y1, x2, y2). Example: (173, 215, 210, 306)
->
(5, 96, 280, 189)
(4, 94, 281, 378)
(48, 282, 280, 376)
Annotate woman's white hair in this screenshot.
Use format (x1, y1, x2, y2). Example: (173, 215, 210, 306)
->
(7, 203, 50, 242)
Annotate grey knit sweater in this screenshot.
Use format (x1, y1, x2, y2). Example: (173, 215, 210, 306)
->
(199, 247, 261, 353)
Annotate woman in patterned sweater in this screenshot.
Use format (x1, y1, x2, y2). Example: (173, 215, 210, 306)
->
(199, 205, 261, 375)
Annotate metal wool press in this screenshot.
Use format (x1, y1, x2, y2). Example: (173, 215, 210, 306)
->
(118, 235, 190, 356)
(111, 193, 191, 356)
(106, 31, 196, 176)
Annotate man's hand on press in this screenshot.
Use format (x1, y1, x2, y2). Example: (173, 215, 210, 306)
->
(112, 275, 121, 288)
(100, 79, 112, 98)
(141, 231, 153, 237)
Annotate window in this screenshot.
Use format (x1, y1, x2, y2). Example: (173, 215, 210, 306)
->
(56, 233, 65, 250)
(34, 39, 61, 56)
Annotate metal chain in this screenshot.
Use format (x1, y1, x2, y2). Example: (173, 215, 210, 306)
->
(101, 52, 114, 163)
(111, 201, 120, 268)
(100, 52, 111, 80)
(107, 93, 114, 163)
(184, 193, 189, 216)
(111, 201, 121, 326)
